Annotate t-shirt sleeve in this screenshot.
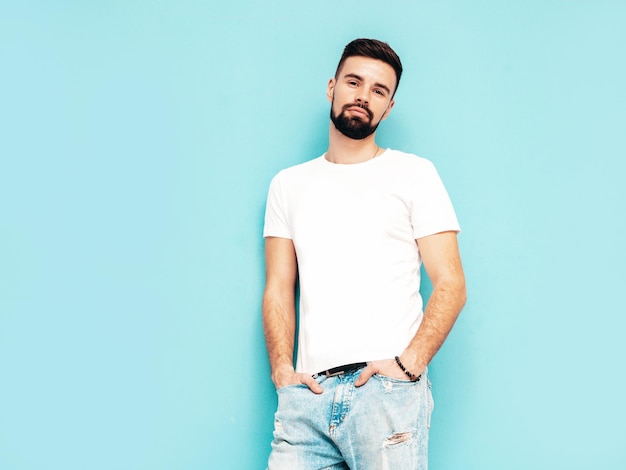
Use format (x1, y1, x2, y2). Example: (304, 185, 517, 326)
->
(409, 160, 461, 239)
(263, 172, 292, 239)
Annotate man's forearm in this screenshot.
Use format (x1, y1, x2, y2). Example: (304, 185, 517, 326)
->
(402, 278, 466, 375)
(262, 291, 297, 384)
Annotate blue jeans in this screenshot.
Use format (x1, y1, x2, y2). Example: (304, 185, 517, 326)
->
(267, 368, 433, 470)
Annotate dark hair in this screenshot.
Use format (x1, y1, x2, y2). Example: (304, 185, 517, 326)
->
(335, 38, 403, 94)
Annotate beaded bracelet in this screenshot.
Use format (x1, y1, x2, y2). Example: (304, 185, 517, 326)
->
(394, 356, 420, 381)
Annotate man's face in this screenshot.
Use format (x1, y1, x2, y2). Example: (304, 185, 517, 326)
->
(327, 56, 397, 140)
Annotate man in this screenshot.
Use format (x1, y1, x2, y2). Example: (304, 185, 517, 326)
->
(262, 38, 466, 470)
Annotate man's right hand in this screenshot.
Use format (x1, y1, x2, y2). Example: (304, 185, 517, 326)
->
(273, 369, 323, 394)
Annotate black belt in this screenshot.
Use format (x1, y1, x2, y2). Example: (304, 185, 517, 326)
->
(313, 362, 367, 378)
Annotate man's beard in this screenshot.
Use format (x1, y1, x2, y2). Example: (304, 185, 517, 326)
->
(330, 102, 380, 140)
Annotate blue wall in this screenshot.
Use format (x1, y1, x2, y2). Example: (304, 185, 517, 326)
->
(1, 1, 625, 469)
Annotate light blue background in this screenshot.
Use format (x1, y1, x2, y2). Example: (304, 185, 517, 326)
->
(2, 1, 625, 469)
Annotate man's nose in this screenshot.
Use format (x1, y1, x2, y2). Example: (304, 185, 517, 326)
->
(355, 91, 369, 106)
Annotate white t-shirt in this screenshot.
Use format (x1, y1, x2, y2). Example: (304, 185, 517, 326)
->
(264, 149, 460, 374)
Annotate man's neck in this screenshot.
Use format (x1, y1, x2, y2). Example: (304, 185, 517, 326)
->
(325, 125, 380, 164)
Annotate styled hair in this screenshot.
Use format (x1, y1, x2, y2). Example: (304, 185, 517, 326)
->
(335, 38, 403, 94)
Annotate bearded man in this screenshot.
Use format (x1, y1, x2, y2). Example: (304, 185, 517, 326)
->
(262, 38, 466, 470)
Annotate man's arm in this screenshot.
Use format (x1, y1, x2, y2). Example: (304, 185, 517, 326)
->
(399, 230, 466, 376)
(355, 230, 466, 385)
(262, 237, 322, 393)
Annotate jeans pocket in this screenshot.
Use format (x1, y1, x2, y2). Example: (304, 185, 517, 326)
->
(276, 383, 309, 393)
(373, 373, 417, 385)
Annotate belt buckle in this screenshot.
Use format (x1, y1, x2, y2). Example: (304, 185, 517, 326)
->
(326, 368, 344, 377)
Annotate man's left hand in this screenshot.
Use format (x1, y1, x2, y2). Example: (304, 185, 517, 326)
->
(354, 358, 422, 387)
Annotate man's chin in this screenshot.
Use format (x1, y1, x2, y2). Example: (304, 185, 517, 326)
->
(331, 109, 378, 139)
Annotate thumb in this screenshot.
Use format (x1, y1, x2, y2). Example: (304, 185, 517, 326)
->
(354, 365, 375, 387)
(303, 375, 324, 394)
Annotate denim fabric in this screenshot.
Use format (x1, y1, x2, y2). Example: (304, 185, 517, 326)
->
(267, 368, 433, 470)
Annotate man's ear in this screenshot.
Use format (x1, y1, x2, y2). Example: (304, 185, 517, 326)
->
(381, 99, 395, 121)
(326, 78, 336, 103)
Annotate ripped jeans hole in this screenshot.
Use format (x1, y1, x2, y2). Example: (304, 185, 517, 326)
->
(383, 431, 413, 446)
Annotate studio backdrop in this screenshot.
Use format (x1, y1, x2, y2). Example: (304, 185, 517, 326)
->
(1, 1, 625, 469)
